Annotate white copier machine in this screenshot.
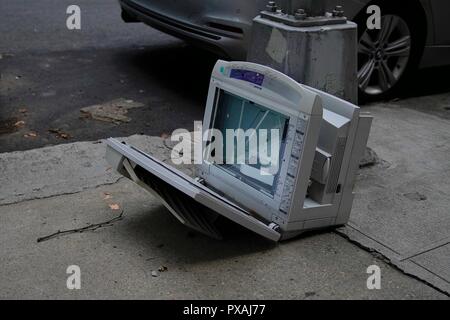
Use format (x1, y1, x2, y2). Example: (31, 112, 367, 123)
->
(106, 60, 372, 241)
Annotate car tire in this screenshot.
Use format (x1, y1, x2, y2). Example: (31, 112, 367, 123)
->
(354, 2, 425, 102)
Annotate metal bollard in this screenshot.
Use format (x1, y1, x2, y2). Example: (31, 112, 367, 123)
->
(247, 1, 358, 104)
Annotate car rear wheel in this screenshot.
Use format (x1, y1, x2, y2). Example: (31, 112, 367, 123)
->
(356, 5, 424, 101)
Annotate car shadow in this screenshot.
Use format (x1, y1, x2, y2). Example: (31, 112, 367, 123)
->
(399, 65, 450, 99)
(114, 43, 222, 107)
(116, 42, 450, 106)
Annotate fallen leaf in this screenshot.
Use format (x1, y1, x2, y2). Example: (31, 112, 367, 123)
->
(0, 118, 20, 134)
(48, 128, 71, 140)
(59, 133, 70, 139)
(160, 132, 170, 139)
(14, 120, 25, 128)
(109, 203, 120, 210)
(24, 131, 37, 138)
(103, 192, 112, 200)
(80, 98, 144, 124)
(158, 266, 168, 272)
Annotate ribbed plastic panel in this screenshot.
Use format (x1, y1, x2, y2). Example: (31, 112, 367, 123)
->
(326, 137, 347, 194)
(134, 165, 222, 239)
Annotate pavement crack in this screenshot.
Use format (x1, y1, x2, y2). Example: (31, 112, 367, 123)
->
(162, 138, 174, 151)
(334, 228, 450, 297)
(36, 210, 124, 243)
(0, 177, 125, 207)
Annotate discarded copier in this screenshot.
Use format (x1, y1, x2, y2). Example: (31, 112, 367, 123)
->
(106, 60, 372, 241)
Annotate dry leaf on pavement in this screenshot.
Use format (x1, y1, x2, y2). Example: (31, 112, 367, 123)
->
(158, 266, 168, 272)
(14, 120, 25, 128)
(109, 203, 120, 210)
(24, 132, 37, 138)
(48, 128, 71, 140)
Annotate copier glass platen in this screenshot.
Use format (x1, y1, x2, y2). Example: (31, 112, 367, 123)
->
(106, 60, 372, 241)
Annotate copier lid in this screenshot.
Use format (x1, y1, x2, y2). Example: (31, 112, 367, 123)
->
(106, 138, 281, 241)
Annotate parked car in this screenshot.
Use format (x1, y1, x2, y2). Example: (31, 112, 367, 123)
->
(119, 0, 450, 100)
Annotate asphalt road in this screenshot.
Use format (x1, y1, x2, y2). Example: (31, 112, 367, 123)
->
(0, 0, 219, 153)
(2, 0, 450, 153)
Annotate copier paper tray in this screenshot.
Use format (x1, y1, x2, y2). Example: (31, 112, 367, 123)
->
(106, 138, 281, 241)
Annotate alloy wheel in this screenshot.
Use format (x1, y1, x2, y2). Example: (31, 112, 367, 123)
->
(358, 14, 412, 96)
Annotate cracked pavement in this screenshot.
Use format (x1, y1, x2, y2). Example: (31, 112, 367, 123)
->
(0, 123, 449, 299)
(338, 98, 450, 294)
(1, 0, 449, 299)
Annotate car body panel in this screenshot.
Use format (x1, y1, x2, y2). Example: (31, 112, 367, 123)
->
(429, 0, 450, 44)
(120, 0, 450, 67)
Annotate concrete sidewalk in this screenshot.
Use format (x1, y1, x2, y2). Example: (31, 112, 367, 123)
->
(1, 96, 449, 299)
(339, 95, 450, 294)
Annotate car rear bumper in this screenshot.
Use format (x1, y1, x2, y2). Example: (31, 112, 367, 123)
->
(120, 0, 247, 59)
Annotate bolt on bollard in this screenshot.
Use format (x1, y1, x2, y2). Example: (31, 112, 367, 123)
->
(294, 8, 307, 20)
(333, 5, 345, 17)
(266, 1, 278, 12)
